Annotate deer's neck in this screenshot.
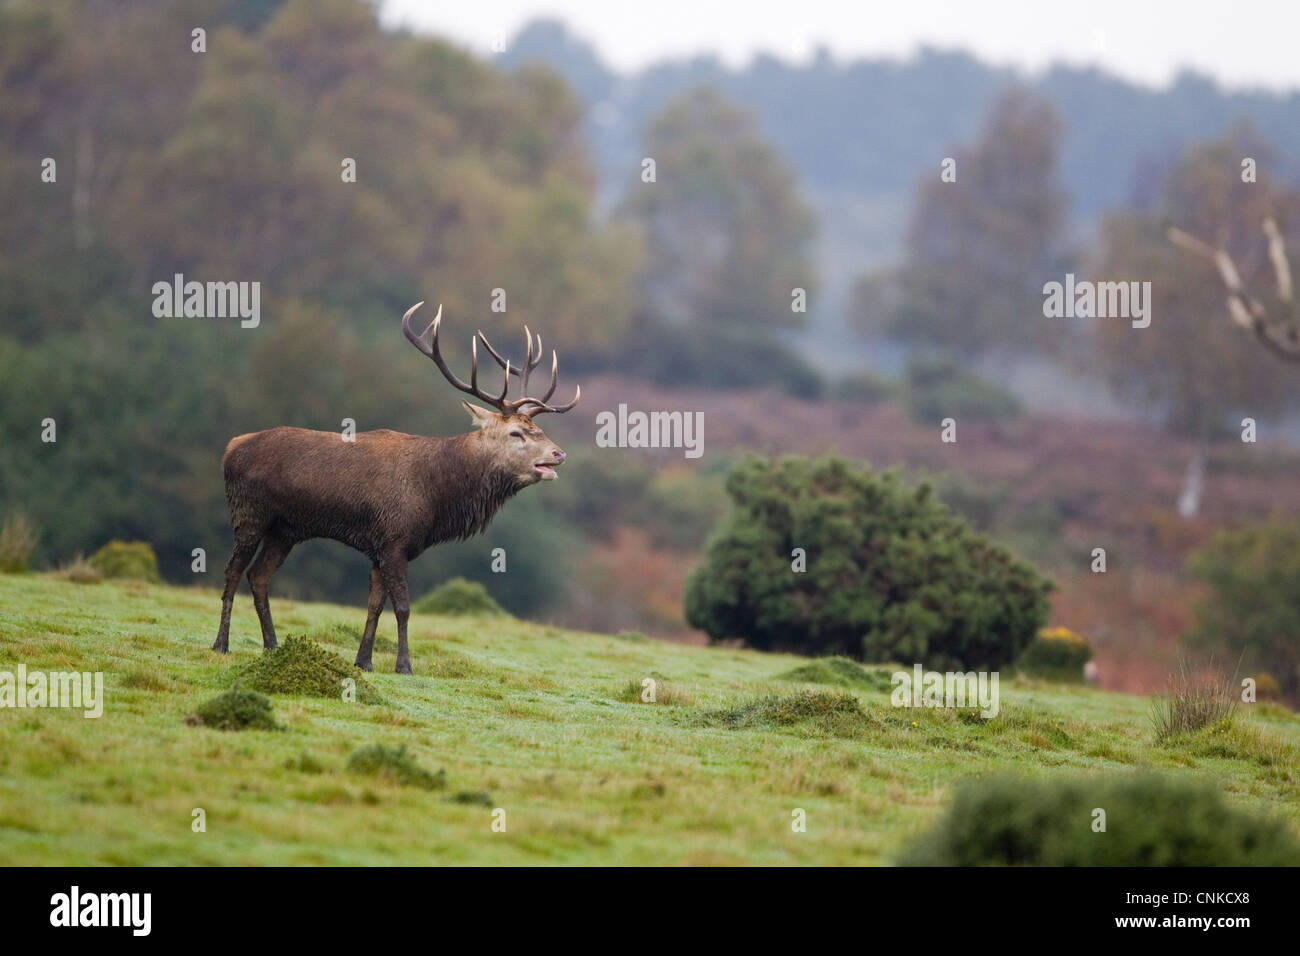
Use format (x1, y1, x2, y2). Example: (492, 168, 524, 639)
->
(418, 433, 523, 544)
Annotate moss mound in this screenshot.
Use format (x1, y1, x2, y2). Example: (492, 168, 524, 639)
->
(775, 656, 895, 691)
(89, 540, 160, 581)
(702, 690, 874, 737)
(413, 577, 508, 617)
(188, 686, 279, 731)
(234, 635, 382, 703)
(347, 744, 444, 790)
(900, 773, 1300, 866)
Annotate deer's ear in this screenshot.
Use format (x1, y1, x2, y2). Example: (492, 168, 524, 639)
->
(462, 400, 499, 429)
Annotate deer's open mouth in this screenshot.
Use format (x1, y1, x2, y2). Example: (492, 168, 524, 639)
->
(533, 462, 559, 480)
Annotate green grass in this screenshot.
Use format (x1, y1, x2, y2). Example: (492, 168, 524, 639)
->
(0, 573, 1297, 865)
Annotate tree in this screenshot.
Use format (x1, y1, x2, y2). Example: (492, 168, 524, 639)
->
(1185, 520, 1300, 704)
(619, 86, 816, 330)
(684, 455, 1053, 669)
(1093, 130, 1298, 438)
(851, 87, 1070, 354)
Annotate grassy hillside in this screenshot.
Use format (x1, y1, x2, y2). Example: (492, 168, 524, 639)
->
(1, 573, 1297, 865)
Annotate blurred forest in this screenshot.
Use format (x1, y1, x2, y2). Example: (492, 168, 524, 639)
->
(1, 0, 1298, 694)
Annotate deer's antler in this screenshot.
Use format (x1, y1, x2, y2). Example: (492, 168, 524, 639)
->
(403, 302, 580, 416)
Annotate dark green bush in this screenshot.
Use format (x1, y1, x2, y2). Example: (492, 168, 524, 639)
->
(684, 455, 1053, 668)
(413, 577, 508, 617)
(900, 773, 1300, 865)
(88, 539, 160, 581)
(188, 685, 280, 731)
(1186, 520, 1300, 703)
(901, 355, 1021, 424)
(1016, 627, 1093, 681)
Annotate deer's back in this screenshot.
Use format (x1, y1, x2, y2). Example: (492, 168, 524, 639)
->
(222, 426, 435, 554)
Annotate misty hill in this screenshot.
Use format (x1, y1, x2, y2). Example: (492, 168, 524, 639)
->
(500, 18, 1300, 332)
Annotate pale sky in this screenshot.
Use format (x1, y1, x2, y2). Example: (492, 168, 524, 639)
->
(382, 0, 1300, 92)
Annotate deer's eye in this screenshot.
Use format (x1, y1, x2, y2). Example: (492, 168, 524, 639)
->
(509, 430, 524, 440)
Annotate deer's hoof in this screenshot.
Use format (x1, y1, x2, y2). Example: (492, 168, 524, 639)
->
(355, 660, 373, 672)
(395, 661, 413, 676)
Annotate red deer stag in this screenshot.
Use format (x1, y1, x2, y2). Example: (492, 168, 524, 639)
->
(213, 301, 579, 673)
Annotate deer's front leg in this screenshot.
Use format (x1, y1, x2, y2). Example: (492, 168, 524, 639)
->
(378, 555, 412, 675)
(355, 564, 386, 672)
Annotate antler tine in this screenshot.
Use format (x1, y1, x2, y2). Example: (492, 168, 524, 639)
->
(403, 301, 512, 411)
(407, 302, 581, 414)
(540, 349, 558, 403)
(475, 330, 524, 377)
(521, 325, 534, 396)
(496, 360, 512, 404)
(518, 382, 580, 419)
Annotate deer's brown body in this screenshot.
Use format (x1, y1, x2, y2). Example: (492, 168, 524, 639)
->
(213, 302, 578, 673)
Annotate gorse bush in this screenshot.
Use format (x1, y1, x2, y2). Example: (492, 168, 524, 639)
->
(1016, 627, 1093, 681)
(413, 577, 508, 617)
(684, 455, 1053, 669)
(900, 773, 1300, 865)
(1186, 519, 1300, 703)
(88, 540, 160, 582)
(0, 513, 38, 573)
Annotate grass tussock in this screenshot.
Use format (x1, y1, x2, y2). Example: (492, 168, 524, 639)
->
(1150, 662, 1238, 742)
(774, 656, 895, 692)
(57, 553, 103, 584)
(702, 690, 875, 737)
(234, 635, 382, 704)
(187, 686, 280, 731)
(450, 790, 493, 806)
(120, 669, 173, 692)
(346, 744, 445, 790)
(425, 645, 486, 679)
(616, 678, 694, 706)
(283, 751, 326, 774)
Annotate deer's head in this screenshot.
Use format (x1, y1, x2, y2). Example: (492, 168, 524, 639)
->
(402, 301, 578, 485)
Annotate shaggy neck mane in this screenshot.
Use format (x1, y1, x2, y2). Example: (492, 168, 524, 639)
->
(418, 432, 523, 544)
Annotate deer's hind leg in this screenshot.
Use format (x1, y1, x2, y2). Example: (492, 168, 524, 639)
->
(214, 528, 263, 653)
(377, 555, 412, 674)
(354, 564, 387, 672)
(247, 532, 295, 650)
